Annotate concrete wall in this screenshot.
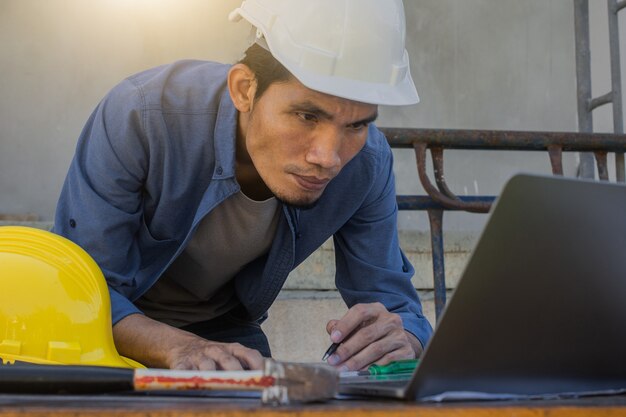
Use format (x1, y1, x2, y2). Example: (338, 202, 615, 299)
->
(2, 0, 624, 228)
(0, 0, 249, 220)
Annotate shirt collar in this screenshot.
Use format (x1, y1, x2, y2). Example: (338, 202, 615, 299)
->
(212, 82, 238, 180)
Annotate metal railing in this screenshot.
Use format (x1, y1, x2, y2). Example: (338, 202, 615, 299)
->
(384, 0, 626, 322)
(575, 0, 625, 179)
(383, 128, 626, 320)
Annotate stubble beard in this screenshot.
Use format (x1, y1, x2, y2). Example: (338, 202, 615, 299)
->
(273, 188, 321, 210)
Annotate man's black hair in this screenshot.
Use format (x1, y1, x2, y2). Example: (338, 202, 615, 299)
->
(238, 43, 292, 101)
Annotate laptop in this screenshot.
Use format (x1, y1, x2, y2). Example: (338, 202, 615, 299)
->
(339, 173, 626, 401)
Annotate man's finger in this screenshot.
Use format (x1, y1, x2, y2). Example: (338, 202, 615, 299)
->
(330, 319, 392, 367)
(372, 347, 416, 367)
(326, 306, 413, 369)
(196, 357, 219, 371)
(172, 355, 217, 371)
(330, 303, 386, 344)
(211, 343, 265, 371)
(326, 319, 340, 335)
(230, 344, 265, 370)
(338, 339, 387, 371)
(340, 333, 414, 371)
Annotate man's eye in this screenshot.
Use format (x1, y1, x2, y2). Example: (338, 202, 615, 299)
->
(297, 112, 317, 122)
(349, 122, 368, 131)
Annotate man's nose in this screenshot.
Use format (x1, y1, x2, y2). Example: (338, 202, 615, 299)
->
(305, 127, 342, 170)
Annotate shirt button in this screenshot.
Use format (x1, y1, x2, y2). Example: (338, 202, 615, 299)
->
(402, 265, 409, 272)
(216, 166, 223, 175)
(69, 219, 77, 228)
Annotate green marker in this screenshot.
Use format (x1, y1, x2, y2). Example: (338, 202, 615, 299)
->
(339, 359, 419, 378)
(368, 359, 419, 375)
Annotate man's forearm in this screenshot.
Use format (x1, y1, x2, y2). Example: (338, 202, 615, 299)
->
(112, 313, 199, 368)
(112, 313, 265, 370)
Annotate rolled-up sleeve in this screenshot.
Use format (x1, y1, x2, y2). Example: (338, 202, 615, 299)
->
(53, 79, 149, 323)
(333, 137, 433, 348)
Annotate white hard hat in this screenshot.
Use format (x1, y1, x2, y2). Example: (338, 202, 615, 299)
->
(229, 0, 419, 106)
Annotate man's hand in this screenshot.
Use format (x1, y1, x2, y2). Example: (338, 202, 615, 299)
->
(113, 314, 264, 370)
(325, 303, 423, 371)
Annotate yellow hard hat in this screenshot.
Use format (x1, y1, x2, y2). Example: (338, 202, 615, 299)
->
(0, 226, 143, 368)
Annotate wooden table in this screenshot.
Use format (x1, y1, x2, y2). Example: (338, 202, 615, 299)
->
(2, 393, 626, 417)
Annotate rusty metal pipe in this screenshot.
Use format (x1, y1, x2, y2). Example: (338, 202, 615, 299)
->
(547, 145, 564, 175)
(382, 128, 626, 152)
(427, 209, 446, 321)
(574, 0, 597, 179)
(413, 143, 491, 213)
(608, 0, 625, 181)
(589, 92, 613, 111)
(430, 148, 459, 200)
(595, 151, 610, 181)
(396, 196, 496, 211)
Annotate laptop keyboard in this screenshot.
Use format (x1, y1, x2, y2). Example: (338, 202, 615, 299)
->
(339, 374, 411, 388)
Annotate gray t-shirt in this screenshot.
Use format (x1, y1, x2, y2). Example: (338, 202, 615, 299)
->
(136, 191, 280, 327)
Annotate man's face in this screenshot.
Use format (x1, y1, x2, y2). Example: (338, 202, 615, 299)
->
(242, 77, 378, 208)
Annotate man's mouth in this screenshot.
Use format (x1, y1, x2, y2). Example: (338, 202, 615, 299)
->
(293, 174, 331, 192)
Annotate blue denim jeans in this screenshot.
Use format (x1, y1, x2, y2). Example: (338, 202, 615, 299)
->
(180, 312, 271, 358)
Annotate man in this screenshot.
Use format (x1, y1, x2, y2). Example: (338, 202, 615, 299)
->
(53, 0, 433, 372)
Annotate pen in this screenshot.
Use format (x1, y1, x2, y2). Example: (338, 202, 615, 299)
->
(339, 359, 419, 378)
(322, 343, 339, 361)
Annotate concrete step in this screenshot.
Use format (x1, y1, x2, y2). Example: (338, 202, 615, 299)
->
(286, 230, 477, 290)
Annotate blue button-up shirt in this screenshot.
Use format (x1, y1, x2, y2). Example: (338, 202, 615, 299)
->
(53, 60, 433, 348)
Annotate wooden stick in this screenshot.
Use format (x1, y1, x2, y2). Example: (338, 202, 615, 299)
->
(133, 369, 274, 391)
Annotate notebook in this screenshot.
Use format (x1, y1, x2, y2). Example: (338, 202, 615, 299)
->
(339, 173, 626, 401)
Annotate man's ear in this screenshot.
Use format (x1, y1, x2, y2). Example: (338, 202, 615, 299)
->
(228, 63, 257, 113)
